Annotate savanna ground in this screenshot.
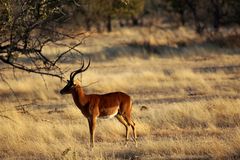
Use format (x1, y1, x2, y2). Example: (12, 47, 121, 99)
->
(1, 26, 240, 159)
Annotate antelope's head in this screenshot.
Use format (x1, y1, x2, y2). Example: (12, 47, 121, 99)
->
(60, 59, 90, 95)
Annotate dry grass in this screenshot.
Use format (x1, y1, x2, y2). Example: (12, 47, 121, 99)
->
(0, 26, 240, 159)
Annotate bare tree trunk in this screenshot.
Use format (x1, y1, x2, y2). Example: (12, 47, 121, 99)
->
(179, 9, 185, 26)
(106, 14, 112, 32)
(187, 0, 204, 34)
(210, 0, 221, 32)
(96, 21, 102, 33)
(119, 19, 125, 27)
(131, 15, 139, 26)
(85, 17, 92, 31)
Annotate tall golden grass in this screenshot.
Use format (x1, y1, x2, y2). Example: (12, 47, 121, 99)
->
(0, 26, 240, 159)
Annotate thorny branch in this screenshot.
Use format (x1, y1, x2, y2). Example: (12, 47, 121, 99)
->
(0, 0, 88, 80)
(0, 1, 88, 118)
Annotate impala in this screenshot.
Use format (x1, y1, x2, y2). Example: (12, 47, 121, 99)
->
(60, 59, 137, 148)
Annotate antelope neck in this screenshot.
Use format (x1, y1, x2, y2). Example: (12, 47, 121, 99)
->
(71, 84, 88, 107)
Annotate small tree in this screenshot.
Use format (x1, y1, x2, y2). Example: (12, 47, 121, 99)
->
(0, 0, 86, 79)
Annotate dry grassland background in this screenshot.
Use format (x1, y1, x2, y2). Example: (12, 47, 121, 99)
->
(0, 26, 240, 159)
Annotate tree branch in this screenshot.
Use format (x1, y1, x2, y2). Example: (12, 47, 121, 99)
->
(0, 56, 64, 79)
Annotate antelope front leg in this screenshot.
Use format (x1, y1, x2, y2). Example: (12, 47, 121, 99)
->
(88, 117, 97, 148)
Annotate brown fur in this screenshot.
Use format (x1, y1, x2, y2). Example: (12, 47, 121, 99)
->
(60, 83, 137, 148)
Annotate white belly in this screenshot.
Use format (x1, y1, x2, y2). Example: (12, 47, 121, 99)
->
(98, 111, 118, 119)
